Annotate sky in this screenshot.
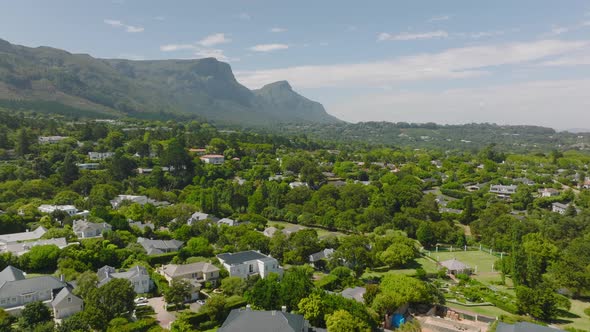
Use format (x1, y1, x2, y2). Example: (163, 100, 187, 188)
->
(2, 0, 590, 130)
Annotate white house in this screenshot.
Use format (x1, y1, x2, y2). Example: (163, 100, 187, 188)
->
(540, 188, 560, 197)
(200, 154, 225, 165)
(38, 205, 79, 216)
(289, 181, 308, 189)
(88, 151, 114, 161)
(77, 163, 100, 170)
(38, 136, 68, 144)
(216, 251, 283, 279)
(73, 220, 112, 238)
(52, 287, 83, 319)
(489, 184, 517, 199)
(97, 265, 151, 294)
(218, 218, 240, 227)
(110, 195, 169, 209)
(187, 211, 211, 225)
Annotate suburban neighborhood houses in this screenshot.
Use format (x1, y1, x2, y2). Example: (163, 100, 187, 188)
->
(0, 112, 589, 332)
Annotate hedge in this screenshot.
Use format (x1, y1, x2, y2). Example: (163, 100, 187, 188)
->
(147, 252, 178, 265)
(440, 188, 472, 199)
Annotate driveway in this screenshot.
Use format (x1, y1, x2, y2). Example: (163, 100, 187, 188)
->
(148, 297, 176, 329)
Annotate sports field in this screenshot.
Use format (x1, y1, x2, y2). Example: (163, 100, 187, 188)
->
(427, 250, 500, 274)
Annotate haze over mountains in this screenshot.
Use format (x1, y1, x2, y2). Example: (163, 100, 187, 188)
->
(0, 38, 341, 125)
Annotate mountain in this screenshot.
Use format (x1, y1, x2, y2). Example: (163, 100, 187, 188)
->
(0, 38, 342, 125)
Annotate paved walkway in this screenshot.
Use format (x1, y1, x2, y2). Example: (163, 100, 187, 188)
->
(148, 297, 176, 329)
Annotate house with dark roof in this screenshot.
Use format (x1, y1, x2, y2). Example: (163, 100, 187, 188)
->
(217, 251, 283, 279)
(52, 287, 83, 319)
(97, 265, 151, 294)
(218, 308, 322, 332)
(0, 266, 69, 313)
(137, 237, 183, 255)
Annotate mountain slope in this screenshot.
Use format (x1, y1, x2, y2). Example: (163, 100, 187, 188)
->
(0, 38, 342, 124)
(254, 81, 341, 124)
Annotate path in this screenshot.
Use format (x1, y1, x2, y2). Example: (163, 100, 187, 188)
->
(148, 297, 176, 329)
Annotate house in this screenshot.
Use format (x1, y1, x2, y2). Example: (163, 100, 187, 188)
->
(289, 181, 308, 189)
(218, 308, 320, 332)
(159, 262, 221, 299)
(51, 287, 83, 319)
(341, 286, 366, 303)
(200, 154, 225, 165)
(110, 195, 170, 209)
(38, 204, 79, 216)
(136, 167, 171, 174)
(97, 265, 151, 294)
(0, 227, 47, 245)
(0, 266, 68, 313)
(137, 237, 183, 255)
(496, 322, 564, 332)
(218, 218, 240, 227)
(439, 259, 472, 275)
(38, 136, 68, 144)
(540, 188, 560, 197)
(188, 148, 207, 155)
(4, 237, 68, 256)
(187, 211, 211, 225)
(262, 227, 278, 238)
(77, 163, 100, 170)
(551, 202, 580, 215)
(489, 184, 518, 198)
(309, 248, 334, 267)
(88, 151, 114, 161)
(465, 183, 484, 192)
(440, 207, 463, 214)
(514, 178, 536, 186)
(73, 220, 112, 238)
(217, 250, 283, 279)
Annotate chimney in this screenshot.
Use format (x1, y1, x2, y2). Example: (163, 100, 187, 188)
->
(281, 305, 287, 313)
(60, 274, 64, 282)
(272, 310, 276, 316)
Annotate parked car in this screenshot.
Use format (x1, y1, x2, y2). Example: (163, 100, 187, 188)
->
(134, 297, 148, 304)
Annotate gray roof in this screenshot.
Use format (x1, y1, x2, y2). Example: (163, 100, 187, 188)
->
(217, 251, 272, 265)
(496, 322, 563, 332)
(218, 309, 307, 332)
(4, 237, 68, 256)
(137, 237, 183, 255)
(341, 286, 366, 303)
(98, 265, 148, 286)
(73, 220, 111, 233)
(52, 287, 83, 309)
(0, 227, 47, 243)
(309, 248, 334, 262)
(0, 266, 26, 282)
(161, 262, 220, 278)
(0, 274, 66, 298)
(440, 258, 470, 271)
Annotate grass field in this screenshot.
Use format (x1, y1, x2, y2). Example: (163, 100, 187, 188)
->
(428, 250, 500, 274)
(446, 302, 512, 318)
(556, 298, 590, 331)
(267, 220, 345, 238)
(362, 257, 440, 279)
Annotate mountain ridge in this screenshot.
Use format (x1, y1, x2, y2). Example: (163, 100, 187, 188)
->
(0, 38, 342, 125)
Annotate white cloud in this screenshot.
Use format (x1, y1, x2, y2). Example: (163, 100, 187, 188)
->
(104, 19, 144, 33)
(270, 27, 287, 33)
(328, 79, 590, 129)
(539, 52, 590, 66)
(378, 30, 448, 41)
(198, 33, 231, 47)
(467, 30, 507, 39)
(428, 15, 451, 22)
(160, 44, 196, 52)
(236, 39, 587, 89)
(249, 43, 289, 52)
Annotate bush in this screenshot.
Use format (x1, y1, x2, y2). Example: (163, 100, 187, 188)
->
(584, 307, 590, 317)
(147, 252, 177, 265)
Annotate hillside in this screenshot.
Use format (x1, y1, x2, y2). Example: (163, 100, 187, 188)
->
(0, 38, 342, 125)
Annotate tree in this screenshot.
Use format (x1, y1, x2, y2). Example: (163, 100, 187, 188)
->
(19, 301, 52, 329)
(372, 274, 437, 316)
(15, 128, 31, 156)
(109, 152, 137, 181)
(245, 273, 282, 310)
(516, 285, 571, 321)
(416, 222, 436, 249)
(55, 312, 91, 332)
(86, 278, 135, 321)
(325, 309, 370, 332)
(221, 276, 247, 296)
(74, 271, 98, 300)
(19, 244, 60, 272)
(298, 293, 324, 327)
(165, 279, 192, 310)
(379, 242, 416, 268)
(280, 266, 314, 310)
(0, 308, 15, 332)
(61, 152, 79, 185)
(330, 235, 372, 275)
(201, 295, 227, 323)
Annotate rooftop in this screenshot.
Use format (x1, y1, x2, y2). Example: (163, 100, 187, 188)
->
(218, 308, 308, 332)
(217, 250, 273, 265)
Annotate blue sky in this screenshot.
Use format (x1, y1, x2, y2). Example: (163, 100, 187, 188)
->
(2, 0, 590, 129)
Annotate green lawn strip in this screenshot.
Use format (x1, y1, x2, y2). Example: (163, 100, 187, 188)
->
(555, 299, 590, 331)
(446, 301, 512, 318)
(428, 250, 500, 274)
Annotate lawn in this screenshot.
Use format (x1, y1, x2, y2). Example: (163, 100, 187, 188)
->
(361, 257, 440, 279)
(556, 298, 590, 331)
(267, 220, 345, 238)
(428, 250, 500, 274)
(446, 301, 512, 318)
